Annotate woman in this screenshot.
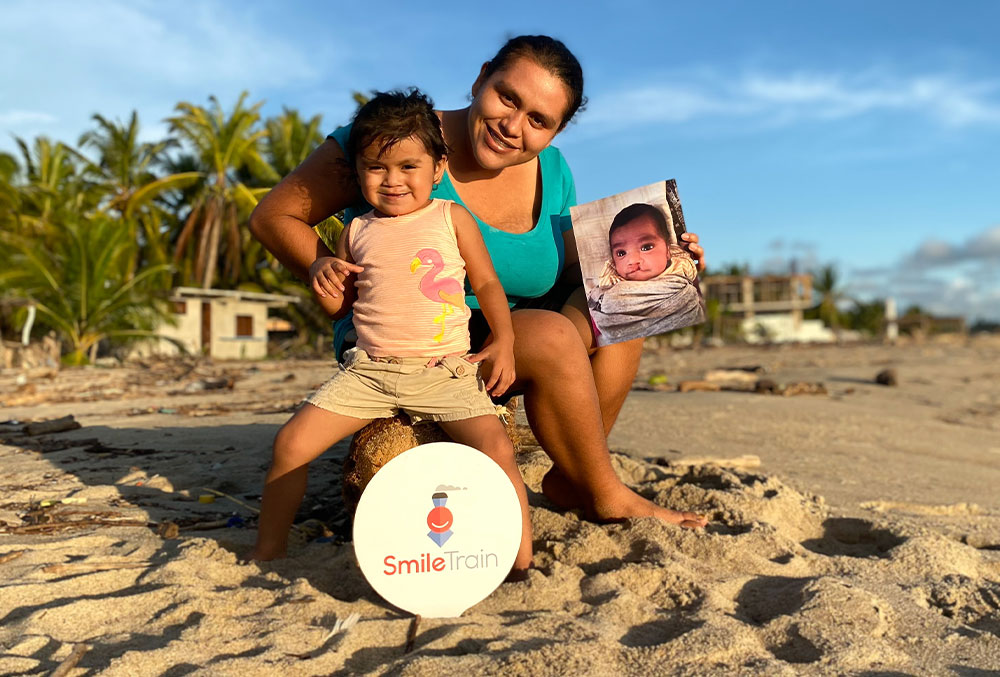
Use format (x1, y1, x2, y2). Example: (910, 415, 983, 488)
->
(249, 35, 707, 529)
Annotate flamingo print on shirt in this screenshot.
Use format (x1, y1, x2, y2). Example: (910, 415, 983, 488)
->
(410, 248, 465, 342)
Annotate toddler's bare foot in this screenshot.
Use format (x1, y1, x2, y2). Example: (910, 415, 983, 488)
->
(246, 544, 286, 562)
(505, 567, 532, 583)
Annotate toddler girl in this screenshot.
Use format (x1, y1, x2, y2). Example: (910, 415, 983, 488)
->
(249, 90, 532, 576)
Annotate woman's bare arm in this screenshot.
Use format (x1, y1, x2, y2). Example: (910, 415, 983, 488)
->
(561, 228, 583, 284)
(453, 203, 516, 395)
(249, 139, 362, 281)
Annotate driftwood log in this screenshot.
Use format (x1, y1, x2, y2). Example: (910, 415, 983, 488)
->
(24, 415, 81, 436)
(342, 400, 521, 515)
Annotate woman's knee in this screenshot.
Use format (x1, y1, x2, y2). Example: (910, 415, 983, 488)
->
(515, 311, 586, 360)
(598, 336, 644, 368)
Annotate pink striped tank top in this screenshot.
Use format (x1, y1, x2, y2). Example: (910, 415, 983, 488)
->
(347, 199, 471, 357)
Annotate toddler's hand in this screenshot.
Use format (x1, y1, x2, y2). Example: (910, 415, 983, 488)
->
(309, 256, 363, 298)
(468, 341, 516, 397)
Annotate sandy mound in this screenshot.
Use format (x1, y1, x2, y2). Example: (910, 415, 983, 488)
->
(2, 440, 998, 675)
(3, 340, 1000, 675)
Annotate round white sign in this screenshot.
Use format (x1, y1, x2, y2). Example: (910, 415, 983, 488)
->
(352, 442, 522, 618)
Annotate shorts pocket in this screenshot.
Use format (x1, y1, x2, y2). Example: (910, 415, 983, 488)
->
(340, 347, 369, 371)
(438, 355, 480, 379)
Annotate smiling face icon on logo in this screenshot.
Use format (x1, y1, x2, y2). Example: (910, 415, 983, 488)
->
(427, 492, 454, 546)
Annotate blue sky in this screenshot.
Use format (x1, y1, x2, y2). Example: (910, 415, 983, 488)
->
(3, 0, 999, 321)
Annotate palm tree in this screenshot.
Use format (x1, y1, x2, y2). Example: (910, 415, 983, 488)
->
(0, 214, 175, 364)
(11, 136, 100, 235)
(78, 111, 201, 219)
(76, 112, 202, 279)
(812, 264, 845, 329)
(263, 108, 324, 178)
(0, 151, 19, 231)
(167, 91, 279, 288)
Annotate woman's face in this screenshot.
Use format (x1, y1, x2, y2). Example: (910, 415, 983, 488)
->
(467, 56, 572, 171)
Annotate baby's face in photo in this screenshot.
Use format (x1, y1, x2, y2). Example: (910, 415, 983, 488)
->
(610, 215, 670, 281)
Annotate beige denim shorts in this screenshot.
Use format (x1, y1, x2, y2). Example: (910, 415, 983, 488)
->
(305, 348, 499, 423)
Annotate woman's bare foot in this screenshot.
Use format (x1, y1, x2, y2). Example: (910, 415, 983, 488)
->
(542, 466, 708, 529)
(592, 482, 708, 529)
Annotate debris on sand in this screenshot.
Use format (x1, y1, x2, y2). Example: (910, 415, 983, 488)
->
(705, 368, 762, 384)
(755, 379, 828, 396)
(876, 368, 899, 386)
(666, 454, 762, 470)
(24, 415, 81, 436)
(677, 380, 722, 393)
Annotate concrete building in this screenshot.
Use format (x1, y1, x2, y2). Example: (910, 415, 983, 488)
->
(898, 313, 967, 336)
(703, 273, 835, 343)
(141, 287, 298, 359)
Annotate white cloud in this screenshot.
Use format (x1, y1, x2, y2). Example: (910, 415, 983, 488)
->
(0, 110, 58, 127)
(906, 225, 1000, 267)
(966, 225, 1000, 257)
(580, 67, 1000, 134)
(845, 224, 1000, 321)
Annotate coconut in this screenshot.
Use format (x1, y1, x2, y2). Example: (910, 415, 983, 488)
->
(342, 400, 521, 514)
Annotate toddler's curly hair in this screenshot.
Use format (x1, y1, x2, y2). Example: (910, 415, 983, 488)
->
(346, 89, 449, 163)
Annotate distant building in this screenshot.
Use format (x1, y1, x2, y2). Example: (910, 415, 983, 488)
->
(898, 313, 967, 336)
(702, 273, 835, 343)
(137, 287, 299, 359)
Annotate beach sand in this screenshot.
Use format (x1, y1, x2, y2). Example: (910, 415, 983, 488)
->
(1, 336, 998, 675)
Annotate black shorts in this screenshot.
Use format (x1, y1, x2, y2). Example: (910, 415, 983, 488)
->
(468, 278, 579, 351)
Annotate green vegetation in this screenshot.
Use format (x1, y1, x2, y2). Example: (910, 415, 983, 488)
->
(0, 93, 337, 363)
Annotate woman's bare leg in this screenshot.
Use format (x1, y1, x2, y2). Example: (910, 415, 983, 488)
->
(561, 287, 643, 436)
(250, 404, 372, 560)
(509, 310, 706, 528)
(438, 416, 533, 574)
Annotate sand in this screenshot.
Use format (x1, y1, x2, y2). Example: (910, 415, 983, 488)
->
(1, 336, 998, 676)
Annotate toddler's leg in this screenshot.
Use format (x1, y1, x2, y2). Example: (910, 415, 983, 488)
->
(250, 404, 371, 561)
(439, 416, 532, 576)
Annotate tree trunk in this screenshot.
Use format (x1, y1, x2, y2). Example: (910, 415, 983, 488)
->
(202, 198, 221, 289)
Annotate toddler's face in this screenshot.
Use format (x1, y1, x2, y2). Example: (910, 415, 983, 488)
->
(356, 135, 444, 217)
(610, 215, 670, 281)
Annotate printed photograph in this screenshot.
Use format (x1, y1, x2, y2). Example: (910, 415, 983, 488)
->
(570, 180, 706, 346)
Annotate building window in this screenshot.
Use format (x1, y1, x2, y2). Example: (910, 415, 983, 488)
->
(172, 301, 187, 314)
(236, 315, 253, 337)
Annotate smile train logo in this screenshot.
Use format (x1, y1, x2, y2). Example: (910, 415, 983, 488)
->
(426, 491, 454, 547)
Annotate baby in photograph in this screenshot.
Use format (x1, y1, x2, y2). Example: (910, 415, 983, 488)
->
(587, 202, 705, 343)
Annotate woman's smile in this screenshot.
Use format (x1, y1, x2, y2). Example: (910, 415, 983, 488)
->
(485, 125, 518, 152)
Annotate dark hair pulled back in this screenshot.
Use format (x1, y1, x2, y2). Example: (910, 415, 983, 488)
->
(481, 35, 586, 128)
(346, 89, 449, 164)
